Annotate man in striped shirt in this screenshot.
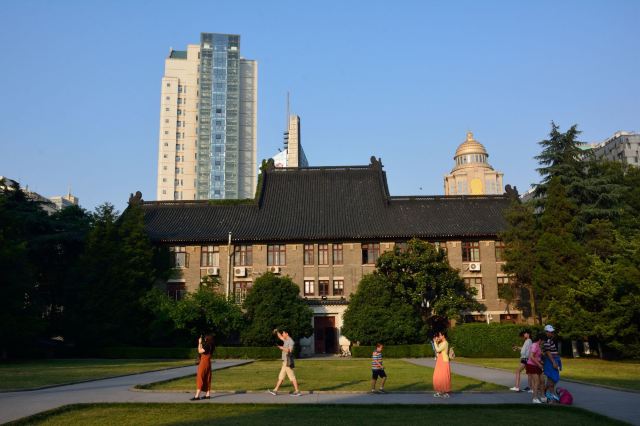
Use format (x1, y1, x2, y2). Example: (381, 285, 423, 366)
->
(371, 343, 387, 393)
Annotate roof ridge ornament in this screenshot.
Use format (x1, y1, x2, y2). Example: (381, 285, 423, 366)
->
(369, 156, 383, 169)
(129, 191, 143, 206)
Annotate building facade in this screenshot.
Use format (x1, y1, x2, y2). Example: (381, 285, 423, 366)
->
(141, 158, 516, 356)
(589, 131, 640, 166)
(272, 115, 308, 168)
(156, 33, 258, 201)
(444, 132, 504, 195)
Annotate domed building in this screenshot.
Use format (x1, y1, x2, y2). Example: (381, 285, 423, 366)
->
(444, 132, 504, 195)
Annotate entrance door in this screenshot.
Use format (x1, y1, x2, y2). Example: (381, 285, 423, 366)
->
(314, 316, 337, 354)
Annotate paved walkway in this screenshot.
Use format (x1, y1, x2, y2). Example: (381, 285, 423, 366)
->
(407, 358, 640, 425)
(1, 358, 638, 425)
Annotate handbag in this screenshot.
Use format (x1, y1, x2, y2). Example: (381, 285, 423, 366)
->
(285, 352, 295, 368)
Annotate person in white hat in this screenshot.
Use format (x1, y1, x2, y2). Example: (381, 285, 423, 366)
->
(542, 324, 562, 401)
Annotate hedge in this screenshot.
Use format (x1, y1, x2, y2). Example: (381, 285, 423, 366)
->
(448, 323, 543, 358)
(351, 344, 434, 358)
(350, 324, 541, 359)
(95, 346, 280, 360)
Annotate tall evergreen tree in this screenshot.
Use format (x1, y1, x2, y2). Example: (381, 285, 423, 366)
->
(500, 198, 539, 322)
(534, 122, 586, 201)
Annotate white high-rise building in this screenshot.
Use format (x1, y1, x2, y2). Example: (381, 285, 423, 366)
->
(156, 33, 257, 200)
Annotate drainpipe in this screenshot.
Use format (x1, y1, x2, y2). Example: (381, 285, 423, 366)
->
(226, 232, 232, 299)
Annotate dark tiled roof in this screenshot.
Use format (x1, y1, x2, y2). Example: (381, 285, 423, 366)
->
(141, 160, 511, 244)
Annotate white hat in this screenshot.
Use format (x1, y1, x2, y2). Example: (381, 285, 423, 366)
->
(544, 324, 555, 332)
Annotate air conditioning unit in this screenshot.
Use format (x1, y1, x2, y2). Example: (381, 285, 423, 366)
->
(234, 267, 247, 277)
(468, 262, 481, 272)
(269, 266, 281, 274)
(206, 267, 219, 276)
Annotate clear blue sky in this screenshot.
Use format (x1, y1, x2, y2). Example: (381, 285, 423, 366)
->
(1, 0, 638, 212)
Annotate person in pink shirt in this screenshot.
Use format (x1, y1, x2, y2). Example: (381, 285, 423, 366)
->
(526, 333, 545, 403)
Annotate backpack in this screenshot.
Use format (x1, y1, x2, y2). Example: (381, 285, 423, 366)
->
(557, 387, 573, 405)
(448, 347, 456, 360)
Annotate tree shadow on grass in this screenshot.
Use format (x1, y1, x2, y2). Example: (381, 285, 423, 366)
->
(390, 382, 429, 392)
(456, 382, 491, 392)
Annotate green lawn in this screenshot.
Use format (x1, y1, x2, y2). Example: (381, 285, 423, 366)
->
(455, 357, 640, 391)
(143, 359, 503, 392)
(8, 403, 627, 426)
(0, 359, 193, 391)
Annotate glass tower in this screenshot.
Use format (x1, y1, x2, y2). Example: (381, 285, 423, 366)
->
(197, 33, 256, 200)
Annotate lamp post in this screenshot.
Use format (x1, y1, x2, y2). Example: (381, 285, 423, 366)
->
(226, 232, 232, 299)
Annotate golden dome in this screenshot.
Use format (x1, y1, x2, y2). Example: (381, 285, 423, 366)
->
(452, 131, 493, 171)
(454, 131, 489, 158)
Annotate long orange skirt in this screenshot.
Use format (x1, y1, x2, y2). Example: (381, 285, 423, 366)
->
(196, 353, 212, 392)
(433, 353, 451, 393)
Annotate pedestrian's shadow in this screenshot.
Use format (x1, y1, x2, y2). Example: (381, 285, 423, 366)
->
(316, 380, 367, 391)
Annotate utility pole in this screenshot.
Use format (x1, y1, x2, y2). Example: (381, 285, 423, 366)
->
(226, 232, 232, 299)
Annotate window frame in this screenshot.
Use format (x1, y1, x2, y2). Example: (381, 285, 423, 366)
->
(361, 242, 380, 265)
(303, 244, 314, 266)
(318, 280, 330, 297)
(234, 244, 253, 266)
(495, 241, 505, 262)
(318, 243, 329, 265)
(304, 280, 315, 296)
(332, 243, 343, 265)
(333, 279, 344, 296)
(462, 241, 480, 262)
(200, 245, 220, 267)
(267, 244, 286, 266)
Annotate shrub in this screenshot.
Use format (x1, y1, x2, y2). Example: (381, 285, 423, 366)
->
(94, 346, 280, 359)
(351, 344, 434, 358)
(448, 323, 543, 358)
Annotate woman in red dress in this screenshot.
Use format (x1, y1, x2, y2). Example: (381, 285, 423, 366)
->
(191, 334, 214, 400)
(432, 331, 451, 398)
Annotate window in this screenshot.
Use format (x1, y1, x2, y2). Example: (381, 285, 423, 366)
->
(267, 244, 286, 266)
(170, 246, 189, 268)
(462, 241, 480, 262)
(303, 244, 314, 265)
(495, 241, 505, 262)
(165, 107, 170, 112)
(304, 280, 315, 296)
(433, 241, 448, 256)
(166, 83, 171, 87)
(333, 280, 344, 296)
(464, 277, 484, 299)
(166, 283, 186, 301)
(332, 243, 343, 265)
(395, 242, 408, 253)
(361, 243, 380, 265)
(165, 119, 169, 123)
(318, 244, 329, 265)
(165, 96, 170, 100)
(201, 246, 219, 267)
(497, 276, 515, 300)
(233, 282, 251, 304)
(234, 245, 252, 266)
(319, 280, 329, 296)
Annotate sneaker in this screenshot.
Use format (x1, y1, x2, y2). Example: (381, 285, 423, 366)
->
(532, 398, 541, 404)
(509, 387, 521, 392)
(433, 392, 441, 398)
(540, 397, 548, 403)
(291, 391, 302, 397)
(442, 393, 450, 398)
(370, 389, 378, 394)
(267, 389, 277, 396)
(527, 389, 533, 393)
(523, 386, 531, 392)
(378, 389, 388, 394)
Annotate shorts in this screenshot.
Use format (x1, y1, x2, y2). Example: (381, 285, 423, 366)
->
(525, 364, 542, 375)
(372, 369, 387, 379)
(520, 358, 528, 365)
(278, 362, 297, 382)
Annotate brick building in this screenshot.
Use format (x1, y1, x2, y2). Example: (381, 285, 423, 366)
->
(140, 157, 516, 356)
